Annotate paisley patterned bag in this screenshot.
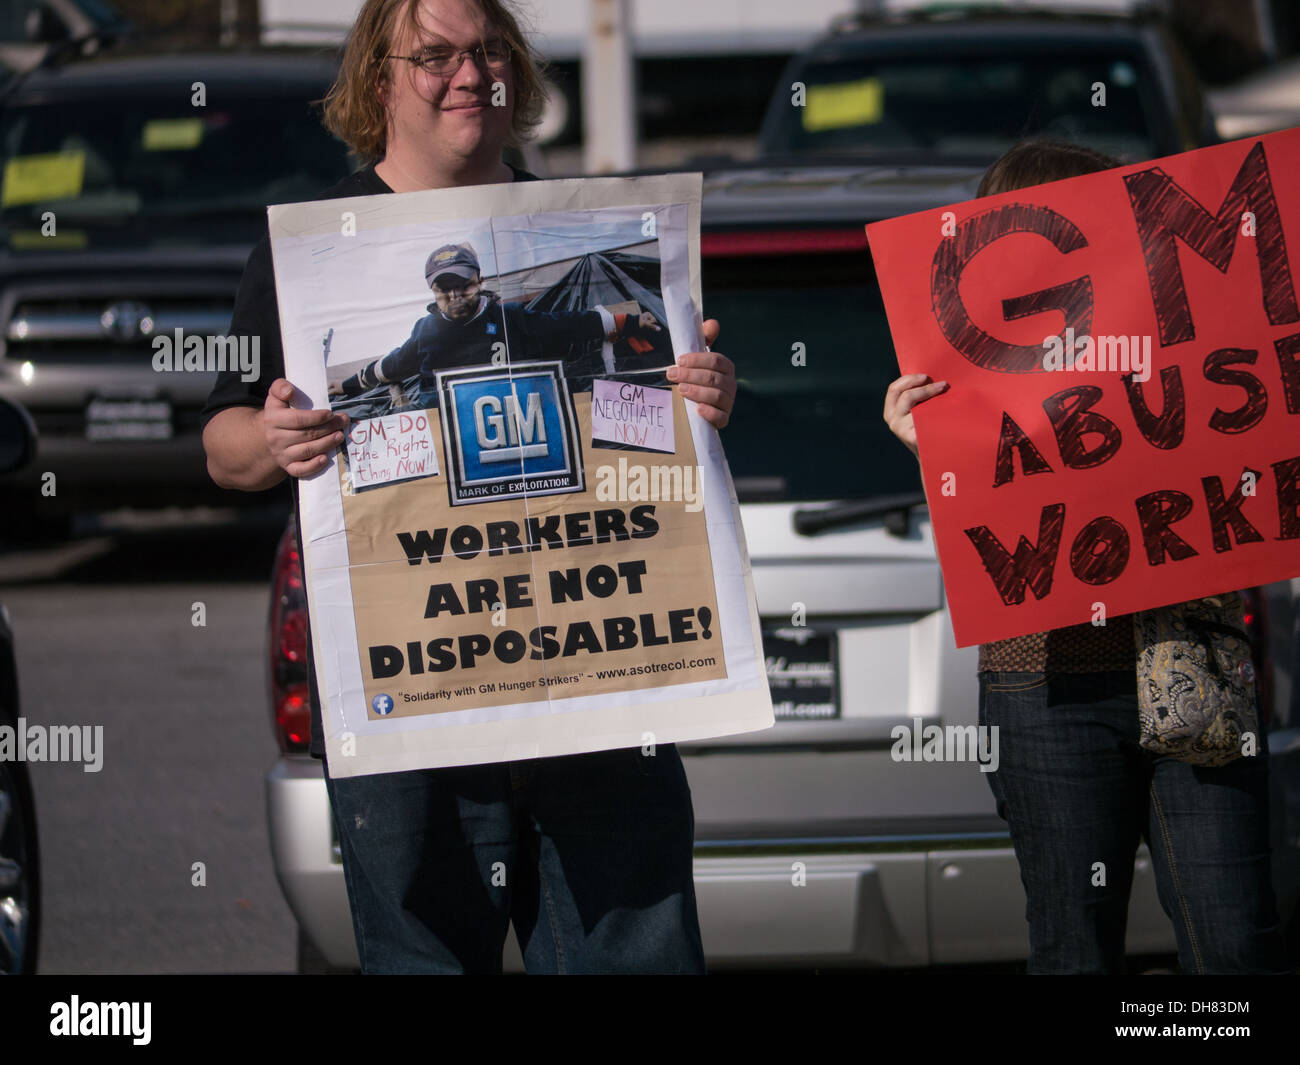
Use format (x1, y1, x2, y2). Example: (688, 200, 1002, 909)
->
(1133, 593, 1258, 767)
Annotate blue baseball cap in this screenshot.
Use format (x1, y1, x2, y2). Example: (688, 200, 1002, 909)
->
(425, 243, 480, 286)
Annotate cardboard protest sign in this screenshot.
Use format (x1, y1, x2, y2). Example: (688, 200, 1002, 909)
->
(268, 174, 772, 776)
(866, 128, 1300, 648)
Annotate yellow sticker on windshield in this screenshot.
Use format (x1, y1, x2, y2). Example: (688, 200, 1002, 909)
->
(1, 151, 86, 207)
(10, 229, 88, 249)
(142, 118, 204, 151)
(802, 78, 884, 132)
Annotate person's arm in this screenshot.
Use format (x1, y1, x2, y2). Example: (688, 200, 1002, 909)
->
(203, 406, 283, 491)
(665, 319, 736, 429)
(204, 379, 350, 489)
(514, 304, 661, 345)
(882, 372, 949, 507)
(329, 329, 421, 397)
(202, 232, 352, 489)
(883, 372, 949, 458)
(513, 307, 737, 428)
(600, 308, 661, 340)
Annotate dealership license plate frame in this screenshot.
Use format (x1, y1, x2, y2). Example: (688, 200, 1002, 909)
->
(762, 622, 840, 721)
(85, 394, 174, 441)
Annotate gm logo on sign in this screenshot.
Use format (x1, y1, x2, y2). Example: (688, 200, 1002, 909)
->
(436, 361, 584, 506)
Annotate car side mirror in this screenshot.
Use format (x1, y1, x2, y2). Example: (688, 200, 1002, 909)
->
(0, 396, 37, 475)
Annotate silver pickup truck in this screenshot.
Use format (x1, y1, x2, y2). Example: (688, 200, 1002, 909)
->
(265, 163, 1300, 972)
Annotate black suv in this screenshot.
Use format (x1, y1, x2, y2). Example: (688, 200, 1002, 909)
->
(0, 51, 352, 533)
(759, 8, 1218, 165)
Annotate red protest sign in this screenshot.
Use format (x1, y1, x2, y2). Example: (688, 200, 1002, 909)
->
(866, 129, 1300, 648)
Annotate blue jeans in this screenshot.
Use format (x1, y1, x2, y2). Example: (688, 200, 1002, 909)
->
(979, 670, 1287, 974)
(322, 744, 705, 974)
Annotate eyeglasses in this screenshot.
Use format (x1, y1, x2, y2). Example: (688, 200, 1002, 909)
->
(387, 41, 512, 77)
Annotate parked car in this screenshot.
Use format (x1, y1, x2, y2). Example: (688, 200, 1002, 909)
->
(0, 50, 353, 538)
(265, 161, 1300, 971)
(0, 0, 128, 76)
(757, 7, 1218, 165)
(1208, 55, 1300, 141)
(0, 394, 41, 973)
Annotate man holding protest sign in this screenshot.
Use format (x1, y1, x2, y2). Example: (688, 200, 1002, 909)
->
(201, 0, 738, 974)
(880, 138, 1290, 974)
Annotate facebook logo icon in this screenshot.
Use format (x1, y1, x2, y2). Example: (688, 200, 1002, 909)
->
(372, 693, 395, 716)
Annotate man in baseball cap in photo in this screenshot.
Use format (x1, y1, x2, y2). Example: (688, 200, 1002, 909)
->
(331, 237, 664, 401)
(425, 242, 480, 286)
(423, 243, 485, 323)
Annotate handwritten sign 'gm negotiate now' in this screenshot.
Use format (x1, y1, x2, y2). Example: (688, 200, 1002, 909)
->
(867, 128, 1300, 648)
(590, 379, 675, 453)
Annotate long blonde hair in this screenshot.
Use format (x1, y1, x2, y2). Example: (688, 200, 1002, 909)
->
(322, 0, 548, 162)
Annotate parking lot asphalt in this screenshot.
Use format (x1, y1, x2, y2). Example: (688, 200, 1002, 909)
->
(2, 509, 297, 973)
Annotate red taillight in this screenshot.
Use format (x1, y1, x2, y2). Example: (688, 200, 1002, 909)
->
(279, 609, 307, 665)
(275, 684, 312, 750)
(270, 520, 311, 754)
(702, 228, 869, 257)
(282, 538, 303, 591)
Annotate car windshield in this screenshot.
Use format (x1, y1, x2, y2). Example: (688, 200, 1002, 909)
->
(0, 93, 351, 226)
(702, 247, 921, 503)
(766, 50, 1160, 162)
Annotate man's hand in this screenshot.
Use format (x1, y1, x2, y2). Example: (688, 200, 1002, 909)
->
(264, 378, 350, 478)
(666, 319, 736, 429)
(883, 373, 949, 458)
(327, 381, 345, 397)
(637, 311, 661, 333)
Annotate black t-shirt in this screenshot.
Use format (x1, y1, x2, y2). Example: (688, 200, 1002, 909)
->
(201, 162, 538, 758)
